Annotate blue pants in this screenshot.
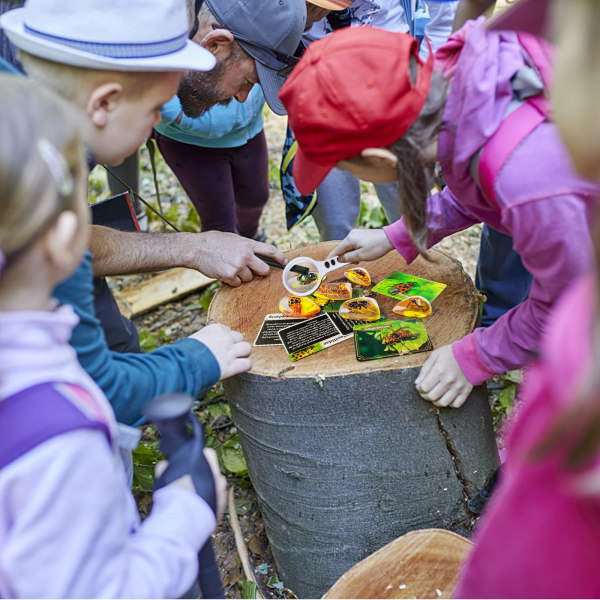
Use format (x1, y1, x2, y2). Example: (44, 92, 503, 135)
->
(475, 225, 533, 327)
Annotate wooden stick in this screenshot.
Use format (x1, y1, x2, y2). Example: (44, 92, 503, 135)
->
(228, 486, 265, 599)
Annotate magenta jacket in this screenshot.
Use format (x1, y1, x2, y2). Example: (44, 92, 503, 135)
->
(455, 274, 600, 598)
(383, 19, 598, 384)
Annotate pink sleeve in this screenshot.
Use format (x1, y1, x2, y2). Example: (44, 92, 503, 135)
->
(383, 186, 481, 263)
(458, 196, 593, 382)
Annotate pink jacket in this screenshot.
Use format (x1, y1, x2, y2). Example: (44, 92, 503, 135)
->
(455, 274, 600, 598)
(383, 19, 598, 384)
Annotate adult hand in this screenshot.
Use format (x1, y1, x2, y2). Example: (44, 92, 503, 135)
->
(156, 448, 227, 521)
(187, 231, 288, 287)
(327, 229, 394, 263)
(415, 345, 473, 408)
(190, 323, 252, 380)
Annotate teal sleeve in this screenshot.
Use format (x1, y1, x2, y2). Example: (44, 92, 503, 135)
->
(53, 252, 221, 425)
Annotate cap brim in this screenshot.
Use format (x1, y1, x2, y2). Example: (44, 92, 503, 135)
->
(307, 0, 352, 10)
(487, 0, 552, 39)
(293, 144, 335, 195)
(255, 60, 288, 115)
(0, 9, 216, 72)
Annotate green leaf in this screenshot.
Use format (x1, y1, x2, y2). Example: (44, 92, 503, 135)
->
(267, 576, 284, 590)
(241, 580, 258, 599)
(206, 402, 231, 420)
(139, 328, 172, 352)
(199, 282, 222, 312)
(132, 441, 164, 492)
(219, 444, 248, 476)
(235, 498, 253, 516)
(498, 383, 517, 412)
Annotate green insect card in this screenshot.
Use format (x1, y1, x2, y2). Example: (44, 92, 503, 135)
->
(371, 271, 446, 302)
(353, 319, 433, 361)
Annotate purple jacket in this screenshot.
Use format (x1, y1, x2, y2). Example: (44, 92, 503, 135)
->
(384, 19, 598, 385)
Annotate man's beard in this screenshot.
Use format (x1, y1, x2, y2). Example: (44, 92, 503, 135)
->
(178, 57, 234, 118)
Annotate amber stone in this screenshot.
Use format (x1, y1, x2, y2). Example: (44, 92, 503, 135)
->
(279, 295, 321, 318)
(392, 295, 432, 318)
(314, 282, 352, 300)
(344, 267, 371, 287)
(339, 297, 381, 322)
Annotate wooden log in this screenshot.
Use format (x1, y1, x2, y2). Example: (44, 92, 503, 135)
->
(112, 267, 214, 317)
(208, 241, 498, 598)
(323, 528, 472, 599)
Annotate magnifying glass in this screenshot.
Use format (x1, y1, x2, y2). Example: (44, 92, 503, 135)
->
(282, 255, 349, 296)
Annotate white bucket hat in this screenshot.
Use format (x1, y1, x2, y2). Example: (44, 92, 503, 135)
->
(0, 0, 216, 72)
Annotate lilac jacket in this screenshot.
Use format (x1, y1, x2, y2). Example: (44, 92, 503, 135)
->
(384, 19, 598, 385)
(456, 275, 600, 598)
(0, 306, 215, 598)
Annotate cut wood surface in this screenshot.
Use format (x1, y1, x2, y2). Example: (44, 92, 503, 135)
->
(323, 528, 472, 599)
(115, 267, 214, 317)
(208, 241, 482, 377)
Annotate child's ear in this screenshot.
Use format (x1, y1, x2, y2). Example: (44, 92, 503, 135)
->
(360, 147, 398, 169)
(198, 28, 235, 60)
(44, 210, 80, 271)
(86, 82, 124, 128)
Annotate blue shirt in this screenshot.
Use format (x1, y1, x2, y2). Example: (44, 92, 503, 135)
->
(53, 252, 221, 425)
(155, 85, 265, 148)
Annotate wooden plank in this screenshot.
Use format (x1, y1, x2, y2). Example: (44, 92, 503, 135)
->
(114, 267, 215, 317)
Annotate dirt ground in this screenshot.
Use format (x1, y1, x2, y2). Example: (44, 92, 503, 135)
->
(110, 110, 483, 599)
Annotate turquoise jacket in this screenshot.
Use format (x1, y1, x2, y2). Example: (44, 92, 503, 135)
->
(155, 85, 265, 148)
(54, 252, 220, 425)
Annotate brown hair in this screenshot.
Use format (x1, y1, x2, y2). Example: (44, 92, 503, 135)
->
(389, 70, 449, 255)
(0, 74, 86, 264)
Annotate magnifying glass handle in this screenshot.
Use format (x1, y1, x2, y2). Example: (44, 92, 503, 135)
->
(256, 253, 309, 275)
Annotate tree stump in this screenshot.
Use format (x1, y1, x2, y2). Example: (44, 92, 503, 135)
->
(208, 242, 499, 599)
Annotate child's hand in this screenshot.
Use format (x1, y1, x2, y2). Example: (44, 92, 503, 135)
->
(327, 229, 394, 263)
(190, 324, 251, 380)
(156, 448, 227, 521)
(415, 345, 473, 408)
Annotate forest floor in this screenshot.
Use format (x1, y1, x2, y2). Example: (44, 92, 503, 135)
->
(93, 110, 515, 599)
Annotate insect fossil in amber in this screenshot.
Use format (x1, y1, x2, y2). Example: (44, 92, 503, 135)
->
(344, 267, 371, 287)
(279, 295, 321, 318)
(392, 295, 432, 318)
(314, 282, 352, 300)
(339, 297, 381, 321)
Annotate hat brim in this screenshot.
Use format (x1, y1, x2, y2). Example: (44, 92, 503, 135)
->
(0, 9, 216, 72)
(307, 0, 353, 10)
(292, 144, 335, 195)
(488, 0, 552, 39)
(255, 60, 288, 115)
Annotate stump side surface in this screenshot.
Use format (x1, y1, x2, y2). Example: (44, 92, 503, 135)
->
(207, 242, 481, 378)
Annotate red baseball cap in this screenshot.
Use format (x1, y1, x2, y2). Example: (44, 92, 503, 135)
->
(279, 26, 433, 195)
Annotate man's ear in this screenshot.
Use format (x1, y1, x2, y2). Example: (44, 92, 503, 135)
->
(360, 147, 398, 169)
(86, 82, 124, 128)
(44, 210, 80, 271)
(198, 28, 235, 60)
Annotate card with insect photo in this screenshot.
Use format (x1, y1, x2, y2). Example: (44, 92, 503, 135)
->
(371, 271, 446, 302)
(278, 312, 372, 361)
(353, 319, 433, 361)
(253, 314, 304, 346)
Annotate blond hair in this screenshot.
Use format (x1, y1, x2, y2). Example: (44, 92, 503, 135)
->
(0, 74, 86, 263)
(18, 51, 166, 105)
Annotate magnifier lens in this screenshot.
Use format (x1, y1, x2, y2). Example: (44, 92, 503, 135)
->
(284, 258, 321, 296)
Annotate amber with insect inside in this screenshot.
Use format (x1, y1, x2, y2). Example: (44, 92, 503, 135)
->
(392, 296, 432, 318)
(279, 295, 321, 318)
(344, 267, 371, 287)
(314, 282, 352, 300)
(290, 271, 319, 289)
(339, 297, 381, 321)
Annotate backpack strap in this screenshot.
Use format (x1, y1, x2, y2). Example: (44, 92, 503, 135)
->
(477, 95, 548, 212)
(0, 382, 112, 470)
(476, 33, 554, 211)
